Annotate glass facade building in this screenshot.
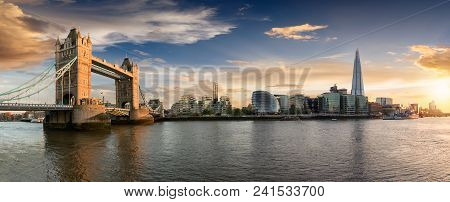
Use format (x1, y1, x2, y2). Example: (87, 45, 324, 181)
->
(274, 95, 289, 114)
(252, 91, 279, 114)
(320, 92, 341, 113)
(356, 95, 369, 114)
(341, 94, 356, 114)
(289, 94, 305, 114)
(375, 97, 393, 106)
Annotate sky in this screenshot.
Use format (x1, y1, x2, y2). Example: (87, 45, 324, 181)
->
(0, 0, 449, 112)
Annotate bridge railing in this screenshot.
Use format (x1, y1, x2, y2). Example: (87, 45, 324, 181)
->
(0, 103, 72, 108)
(0, 103, 73, 111)
(105, 107, 130, 112)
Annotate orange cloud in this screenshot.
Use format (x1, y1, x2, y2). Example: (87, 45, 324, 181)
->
(410, 45, 450, 73)
(0, 1, 64, 70)
(265, 23, 328, 40)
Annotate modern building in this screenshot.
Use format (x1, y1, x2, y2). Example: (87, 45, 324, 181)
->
(351, 49, 368, 114)
(319, 92, 341, 113)
(252, 91, 279, 114)
(199, 96, 213, 112)
(351, 49, 365, 96)
(341, 94, 356, 114)
(170, 94, 200, 115)
(304, 97, 320, 113)
(356, 95, 368, 114)
(274, 94, 289, 114)
(213, 82, 218, 102)
(429, 100, 437, 111)
(376, 97, 393, 106)
(289, 94, 305, 114)
(330, 84, 348, 94)
(217, 96, 232, 114)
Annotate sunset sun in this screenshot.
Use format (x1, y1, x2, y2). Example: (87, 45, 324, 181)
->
(431, 79, 450, 101)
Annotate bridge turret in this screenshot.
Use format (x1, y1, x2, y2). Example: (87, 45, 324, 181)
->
(55, 36, 61, 46)
(121, 58, 133, 72)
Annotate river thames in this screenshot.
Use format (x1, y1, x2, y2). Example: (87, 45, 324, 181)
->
(1, 118, 449, 181)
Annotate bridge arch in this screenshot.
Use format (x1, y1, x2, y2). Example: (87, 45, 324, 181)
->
(63, 93, 74, 105)
(121, 102, 130, 109)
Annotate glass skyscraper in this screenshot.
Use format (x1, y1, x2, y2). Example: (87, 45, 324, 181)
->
(351, 49, 365, 96)
(351, 49, 369, 114)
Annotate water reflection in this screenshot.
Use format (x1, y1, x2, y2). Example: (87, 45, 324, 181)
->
(349, 120, 366, 181)
(43, 125, 149, 181)
(44, 129, 110, 181)
(111, 125, 149, 181)
(1, 118, 449, 181)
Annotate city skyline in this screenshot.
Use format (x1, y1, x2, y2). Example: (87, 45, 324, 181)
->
(0, 0, 449, 112)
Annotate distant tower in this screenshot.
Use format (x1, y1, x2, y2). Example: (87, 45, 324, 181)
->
(351, 49, 364, 96)
(213, 82, 218, 102)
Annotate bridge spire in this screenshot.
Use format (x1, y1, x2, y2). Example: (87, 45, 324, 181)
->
(55, 36, 61, 46)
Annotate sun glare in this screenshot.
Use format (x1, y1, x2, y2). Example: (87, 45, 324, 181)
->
(431, 79, 450, 102)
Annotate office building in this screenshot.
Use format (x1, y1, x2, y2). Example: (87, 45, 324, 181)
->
(213, 82, 218, 102)
(376, 97, 393, 106)
(171, 94, 200, 115)
(319, 92, 341, 113)
(199, 96, 213, 111)
(274, 95, 290, 114)
(429, 100, 437, 111)
(341, 94, 356, 114)
(356, 95, 368, 114)
(252, 91, 279, 114)
(289, 94, 305, 114)
(305, 97, 319, 113)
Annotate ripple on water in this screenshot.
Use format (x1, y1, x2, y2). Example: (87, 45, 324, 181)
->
(0, 118, 449, 181)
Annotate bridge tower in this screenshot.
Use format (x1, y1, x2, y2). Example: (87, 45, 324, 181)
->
(55, 28, 92, 105)
(116, 58, 139, 110)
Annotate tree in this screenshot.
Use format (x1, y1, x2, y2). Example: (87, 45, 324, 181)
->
(233, 108, 242, 116)
(202, 108, 213, 115)
(226, 107, 233, 115)
(242, 104, 254, 115)
(289, 105, 296, 115)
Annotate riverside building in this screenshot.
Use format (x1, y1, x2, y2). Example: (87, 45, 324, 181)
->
(252, 91, 279, 114)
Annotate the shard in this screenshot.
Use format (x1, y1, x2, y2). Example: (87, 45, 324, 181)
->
(351, 49, 365, 96)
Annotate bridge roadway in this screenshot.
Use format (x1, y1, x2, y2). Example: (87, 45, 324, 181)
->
(0, 103, 73, 111)
(0, 103, 130, 114)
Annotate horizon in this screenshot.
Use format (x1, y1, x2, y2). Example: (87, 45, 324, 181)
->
(0, 0, 449, 112)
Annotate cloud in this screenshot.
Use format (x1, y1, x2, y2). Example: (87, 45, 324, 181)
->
(226, 60, 252, 67)
(30, 1, 235, 46)
(387, 51, 397, 55)
(0, 0, 234, 70)
(319, 52, 350, 59)
(410, 45, 450, 73)
(325, 36, 338, 42)
(265, 23, 328, 40)
(4, 0, 47, 5)
(237, 3, 252, 16)
(133, 49, 150, 56)
(0, 1, 65, 70)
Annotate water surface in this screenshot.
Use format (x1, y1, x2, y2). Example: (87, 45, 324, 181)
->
(1, 118, 449, 181)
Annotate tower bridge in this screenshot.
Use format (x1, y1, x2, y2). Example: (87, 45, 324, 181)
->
(0, 28, 153, 129)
